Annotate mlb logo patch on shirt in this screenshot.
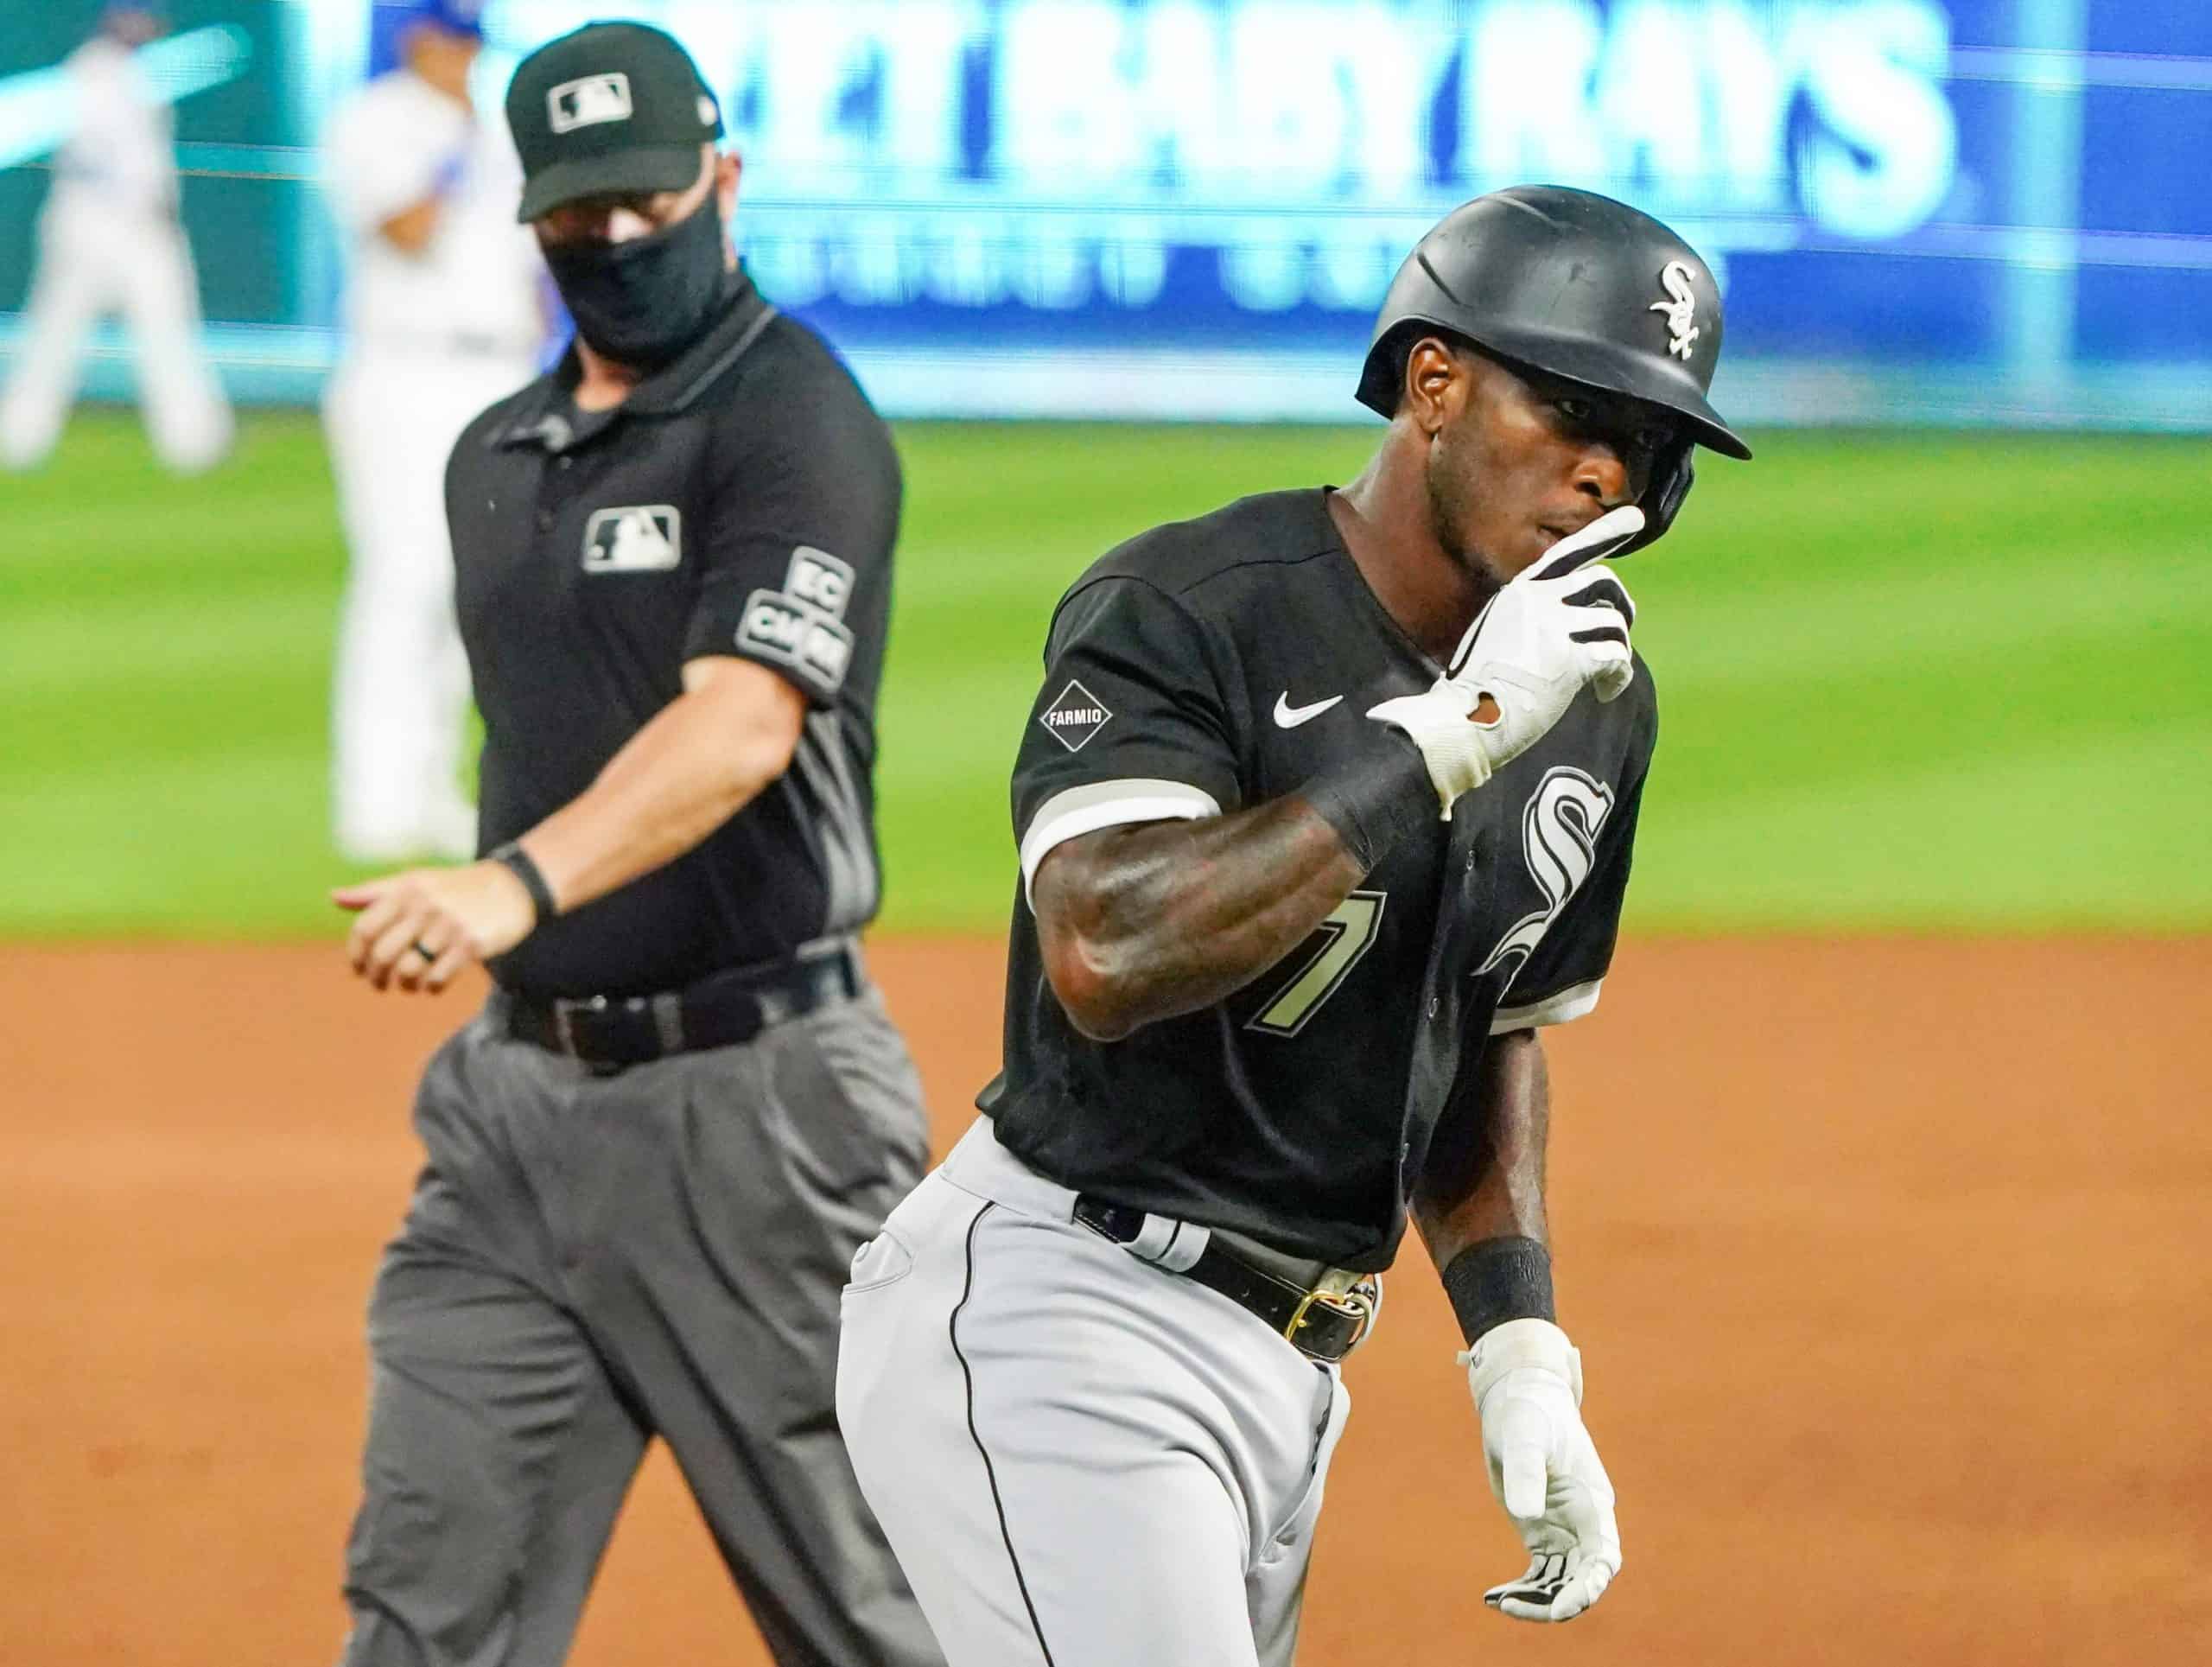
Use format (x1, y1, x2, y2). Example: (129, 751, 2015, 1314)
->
(548, 73, 633, 133)
(582, 506, 681, 573)
(1038, 678, 1111, 753)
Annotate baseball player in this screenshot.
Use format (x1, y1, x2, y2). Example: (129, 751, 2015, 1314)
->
(838, 186, 1753, 1664)
(321, 0, 545, 862)
(0, 3, 232, 474)
(324, 23, 939, 1667)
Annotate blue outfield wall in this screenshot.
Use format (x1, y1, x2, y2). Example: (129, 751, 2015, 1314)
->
(1, 0, 2207, 427)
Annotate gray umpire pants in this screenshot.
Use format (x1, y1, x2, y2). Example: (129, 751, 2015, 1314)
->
(339, 981, 944, 1667)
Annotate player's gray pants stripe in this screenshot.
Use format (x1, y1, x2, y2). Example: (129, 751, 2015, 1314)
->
(949, 1200, 1058, 1665)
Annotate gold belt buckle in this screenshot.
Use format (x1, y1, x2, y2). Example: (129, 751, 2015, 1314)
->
(1283, 1272, 1382, 1354)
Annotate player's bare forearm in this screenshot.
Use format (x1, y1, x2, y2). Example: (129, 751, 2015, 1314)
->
(518, 656, 804, 915)
(377, 197, 443, 255)
(1410, 1028, 1550, 1269)
(1033, 791, 1366, 1041)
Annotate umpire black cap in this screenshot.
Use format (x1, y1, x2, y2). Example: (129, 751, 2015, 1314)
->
(507, 22, 724, 223)
(1357, 185, 1752, 461)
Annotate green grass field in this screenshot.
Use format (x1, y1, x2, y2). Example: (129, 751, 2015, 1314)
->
(3, 410, 2207, 938)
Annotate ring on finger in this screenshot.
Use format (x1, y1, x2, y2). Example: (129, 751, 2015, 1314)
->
(409, 939, 438, 963)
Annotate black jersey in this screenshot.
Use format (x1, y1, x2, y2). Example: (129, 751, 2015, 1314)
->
(981, 488, 1656, 1270)
(446, 273, 900, 999)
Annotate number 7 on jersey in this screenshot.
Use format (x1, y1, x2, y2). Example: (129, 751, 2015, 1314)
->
(1246, 891, 1386, 1037)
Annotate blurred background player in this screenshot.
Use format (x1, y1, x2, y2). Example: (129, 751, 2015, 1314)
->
(321, 0, 545, 862)
(0, 2, 232, 474)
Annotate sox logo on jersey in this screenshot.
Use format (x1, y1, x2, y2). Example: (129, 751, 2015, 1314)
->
(1478, 766, 1616, 979)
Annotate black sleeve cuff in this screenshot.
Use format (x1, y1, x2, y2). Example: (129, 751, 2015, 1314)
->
(1300, 731, 1434, 874)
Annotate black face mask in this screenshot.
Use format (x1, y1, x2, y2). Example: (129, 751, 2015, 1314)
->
(543, 195, 728, 372)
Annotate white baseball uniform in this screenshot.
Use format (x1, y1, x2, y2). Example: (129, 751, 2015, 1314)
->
(321, 67, 544, 862)
(0, 35, 232, 474)
(837, 1117, 1352, 1667)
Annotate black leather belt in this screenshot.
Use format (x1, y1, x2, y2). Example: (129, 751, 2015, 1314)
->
(1072, 1197, 1379, 1363)
(501, 942, 861, 1071)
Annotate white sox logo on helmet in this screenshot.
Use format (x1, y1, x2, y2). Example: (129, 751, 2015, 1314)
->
(1649, 260, 1700, 360)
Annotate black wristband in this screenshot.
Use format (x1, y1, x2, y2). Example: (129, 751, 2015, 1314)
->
(488, 841, 557, 925)
(1440, 1236, 1555, 1346)
(1302, 731, 1434, 873)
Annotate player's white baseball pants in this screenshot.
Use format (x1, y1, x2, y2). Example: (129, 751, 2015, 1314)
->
(0, 190, 232, 474)
(839, 1117, 1351, 1667)
(322, 346, 534, 862)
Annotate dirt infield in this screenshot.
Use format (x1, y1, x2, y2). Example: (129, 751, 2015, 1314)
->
(2, 936, 2206, 1665)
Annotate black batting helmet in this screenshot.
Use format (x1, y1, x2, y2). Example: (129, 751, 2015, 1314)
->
(1356, 185, 1751, 463)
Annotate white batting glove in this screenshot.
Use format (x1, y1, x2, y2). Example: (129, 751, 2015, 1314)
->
(1459, 1317, 1623, 1623)
(1368, 506, 1643, 818)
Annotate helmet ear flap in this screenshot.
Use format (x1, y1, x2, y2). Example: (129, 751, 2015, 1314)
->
(1625, 439, 1695, 554)
(1358, 321, 1482, 421)
(1357, 319, 1424, 418)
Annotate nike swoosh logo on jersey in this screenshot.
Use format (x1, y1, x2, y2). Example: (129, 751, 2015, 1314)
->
(1274, 692, 1343, 728)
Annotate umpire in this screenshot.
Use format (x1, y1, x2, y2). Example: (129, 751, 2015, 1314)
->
(327, 22, 943, 1667)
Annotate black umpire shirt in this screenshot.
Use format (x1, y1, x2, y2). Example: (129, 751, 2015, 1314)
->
(982, 488, 1656, 1270)
(446, 271, 899, 999)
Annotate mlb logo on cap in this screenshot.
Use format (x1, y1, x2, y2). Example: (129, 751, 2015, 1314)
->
(548, 73, 632, 133)
(507, 22, 727, 222)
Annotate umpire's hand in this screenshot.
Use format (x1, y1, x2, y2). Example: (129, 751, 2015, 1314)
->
(1462, 1318, 1624, 1622)
(333, 862, 537, 993)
